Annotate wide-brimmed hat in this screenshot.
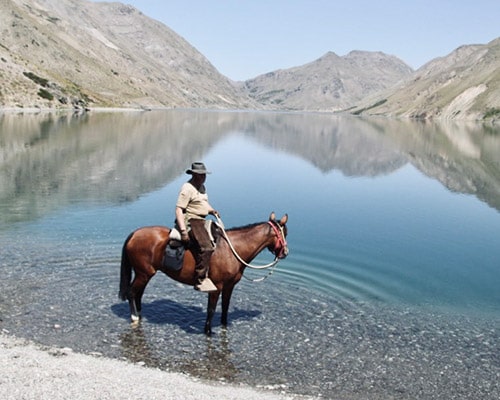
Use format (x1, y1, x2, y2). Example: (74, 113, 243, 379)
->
(186, 162, 211, 175)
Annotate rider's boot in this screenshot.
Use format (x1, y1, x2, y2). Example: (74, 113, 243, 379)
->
(194, 251, 217, 292)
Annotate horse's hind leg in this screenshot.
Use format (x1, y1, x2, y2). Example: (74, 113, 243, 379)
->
(129, 272, 154, 323)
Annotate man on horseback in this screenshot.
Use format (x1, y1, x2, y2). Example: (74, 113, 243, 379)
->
(175, 162, 219, 292)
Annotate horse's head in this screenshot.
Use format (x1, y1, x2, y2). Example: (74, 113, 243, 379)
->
(268, 212, 289, 259)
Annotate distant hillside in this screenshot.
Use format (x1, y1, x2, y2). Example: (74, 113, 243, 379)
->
(351, 38, 500, 120)
(0, 0, 258, 110)
(0, 0, 498, 120)
(244, 51, 413, 111)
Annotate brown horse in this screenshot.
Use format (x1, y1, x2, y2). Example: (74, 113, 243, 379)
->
(119, 212, 288, 334)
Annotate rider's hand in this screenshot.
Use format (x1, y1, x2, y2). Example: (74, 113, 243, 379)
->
(181, 231, 189, 243)
(211, 210, 219, 218)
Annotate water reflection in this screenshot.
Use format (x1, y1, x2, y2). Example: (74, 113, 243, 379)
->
(1, 110, 499, 226)
(179, 331, 240, 381)
(0, 110, 230, 224)
(120, 325, 163, 368)
(120, 323, 239, 381)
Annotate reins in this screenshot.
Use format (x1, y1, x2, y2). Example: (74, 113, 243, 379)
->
(215, 215, 284, 282)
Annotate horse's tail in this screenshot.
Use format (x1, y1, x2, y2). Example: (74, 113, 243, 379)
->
(119, 231, 135, 301)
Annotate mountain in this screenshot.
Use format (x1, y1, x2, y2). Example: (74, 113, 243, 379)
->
(0, 0, 258, 110)
(351, 38, 500, 120)
(0, 0, 498, 120)
(244, 51, 413, 111)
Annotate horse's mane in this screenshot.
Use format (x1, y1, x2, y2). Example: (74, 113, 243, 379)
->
(226, 221, 266, 232)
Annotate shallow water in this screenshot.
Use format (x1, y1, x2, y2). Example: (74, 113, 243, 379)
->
(0, 110, 499, 399)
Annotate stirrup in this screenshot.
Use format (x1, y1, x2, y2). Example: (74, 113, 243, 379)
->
(194, 277, 217, 292)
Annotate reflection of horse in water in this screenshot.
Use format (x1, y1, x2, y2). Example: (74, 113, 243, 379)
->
(120, 325, 239, 380)
(119, 212, 288, 334)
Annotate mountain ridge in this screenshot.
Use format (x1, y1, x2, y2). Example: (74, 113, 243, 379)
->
(244, 50, 413, 111)
(350, 38, 500, 120)
(0, 0, 258, 110)
(0, 0, 498, 120)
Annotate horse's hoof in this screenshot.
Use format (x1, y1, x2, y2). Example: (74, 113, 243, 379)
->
(130, 315, 140, 324)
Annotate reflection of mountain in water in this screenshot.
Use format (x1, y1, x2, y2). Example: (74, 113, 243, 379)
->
(241, 113, 408, 176)
(1, 111, 499, 225)
(241, 113, 500, 211)
(369, 118, 500, 211)
(0, 110, 231, 223)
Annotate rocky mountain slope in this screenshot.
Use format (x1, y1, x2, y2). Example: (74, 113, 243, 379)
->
(0, 0, 258, 110)
(244, 51, 413, 111)
(351, 38, 500, 120)
(0, 0, 416, 113)
(0, 0, 498, 120)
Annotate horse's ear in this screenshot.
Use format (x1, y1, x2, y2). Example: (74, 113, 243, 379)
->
(269, 211, 276, 221)
(279, 214, 288, 226)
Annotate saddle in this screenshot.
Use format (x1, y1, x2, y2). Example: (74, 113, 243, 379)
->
(162, 220, 221, 270)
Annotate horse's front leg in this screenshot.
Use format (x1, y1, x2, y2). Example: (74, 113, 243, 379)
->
(221, 284, 235, 327)
(204, 291, 220, 335)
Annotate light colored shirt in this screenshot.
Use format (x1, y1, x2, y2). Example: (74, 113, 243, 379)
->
(176, 181, 211, 224)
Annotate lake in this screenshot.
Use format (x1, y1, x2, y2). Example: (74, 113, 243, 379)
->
(1, 110, 499, 399)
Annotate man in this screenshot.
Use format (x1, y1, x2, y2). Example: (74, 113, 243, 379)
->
(175, 162, 218, 292)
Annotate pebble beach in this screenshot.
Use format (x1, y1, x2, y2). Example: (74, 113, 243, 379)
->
(0, 334, 309, 400)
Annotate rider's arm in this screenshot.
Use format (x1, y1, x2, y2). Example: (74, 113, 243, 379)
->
(175, 206, 187, 233)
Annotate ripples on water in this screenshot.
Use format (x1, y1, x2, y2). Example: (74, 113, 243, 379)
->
(283, 246, 401, 303)
(1, 233, 498, 399)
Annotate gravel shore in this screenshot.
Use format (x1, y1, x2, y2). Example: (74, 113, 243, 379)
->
(0, 334, 308, 400)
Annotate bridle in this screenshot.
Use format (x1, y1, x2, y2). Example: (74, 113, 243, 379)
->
(268, 220, 288, 259)
(215, 215, 288, 276)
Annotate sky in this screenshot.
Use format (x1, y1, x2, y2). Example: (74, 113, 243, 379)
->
(95, 0, 499, 81)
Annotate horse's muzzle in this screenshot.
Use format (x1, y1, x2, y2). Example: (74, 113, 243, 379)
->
(279, 245, 289, 259)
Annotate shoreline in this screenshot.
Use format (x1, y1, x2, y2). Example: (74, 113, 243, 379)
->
(0, 333, 309, 400)
(0, 106, 151, 114)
